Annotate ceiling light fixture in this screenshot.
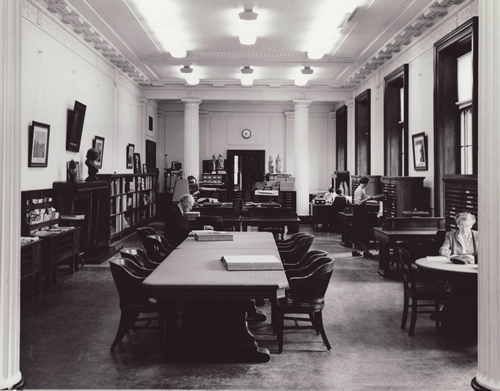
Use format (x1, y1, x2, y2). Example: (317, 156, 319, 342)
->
(240, 66, 254, 86)
(180, 65, 199, 85)
(134, 0, 187, 58)
(307, 1, 361, 59)
(295, 67, 313, 87)
(238, 9, 258, 45)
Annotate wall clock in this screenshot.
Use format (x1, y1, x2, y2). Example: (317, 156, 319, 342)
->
(242, 129, 252, 139)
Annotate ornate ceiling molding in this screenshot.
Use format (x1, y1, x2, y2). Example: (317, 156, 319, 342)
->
(342, 0, 467, 88)
(42, 0, 148, 83)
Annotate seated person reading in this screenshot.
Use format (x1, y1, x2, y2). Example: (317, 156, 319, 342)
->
(439, 211, 478, 264)
(164, 194, 194, 247)
(324, 187, 336, 204)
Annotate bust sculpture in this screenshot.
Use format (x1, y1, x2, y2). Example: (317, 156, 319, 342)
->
(268, 156, 274, 174)
(85, 148, 99, 182)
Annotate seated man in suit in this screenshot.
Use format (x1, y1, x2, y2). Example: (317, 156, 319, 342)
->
(164, 194, 195, 247)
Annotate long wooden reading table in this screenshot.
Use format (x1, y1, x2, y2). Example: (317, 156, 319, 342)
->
(142, 232, 288, 362)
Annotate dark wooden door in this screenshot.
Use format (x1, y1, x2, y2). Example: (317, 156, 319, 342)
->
(355, 90, 371, 175)
(145, 140, 156, 170)
(336, 105, 348, 171)
(227, 150, 265, 191)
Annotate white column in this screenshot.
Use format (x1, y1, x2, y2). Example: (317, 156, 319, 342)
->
(293, 100, 312, 216)
(0, 1, 24, 389)
(199, 110, 209, 164)
(329, 112, 337, 184)
(474, 1, 500, 390)
(182, 99, 202, 180)
(284, 111, 295, 175)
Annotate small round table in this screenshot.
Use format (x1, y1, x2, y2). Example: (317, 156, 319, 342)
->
(415, 257, 478, 284)
(415, 257, 478, 337)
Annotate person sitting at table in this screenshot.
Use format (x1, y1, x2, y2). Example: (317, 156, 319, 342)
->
(439, 211, 478, 259)
(332, 188, 347, 206)
(324, 186, 336, 204)
(352, 176, 373, 257)
(164, 194, 194, 247)
(438, 211, 478, 327)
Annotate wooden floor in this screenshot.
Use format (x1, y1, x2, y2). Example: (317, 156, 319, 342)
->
(19, 223, 477, 390)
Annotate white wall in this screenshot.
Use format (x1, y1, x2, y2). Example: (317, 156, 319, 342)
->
(21, 7, 154, 191)
(160, 101, 336, 195)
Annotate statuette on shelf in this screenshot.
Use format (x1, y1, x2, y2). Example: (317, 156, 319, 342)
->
(85, 148, 99, 182)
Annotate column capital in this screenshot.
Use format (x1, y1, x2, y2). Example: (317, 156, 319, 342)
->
(293, 100, 312, 109)
(199, 110, 209, 118)
(182, 99, 202, 107)
(285, 111, 295, 119)
(156, 110, 164, 118)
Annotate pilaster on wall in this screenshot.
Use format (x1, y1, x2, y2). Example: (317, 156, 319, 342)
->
(284, 111, 295, 175)
(328, 112, 337, 184)
(0, 1, 24, 389)
(475, 1, 500, 390)
(293, 100, 312, 216)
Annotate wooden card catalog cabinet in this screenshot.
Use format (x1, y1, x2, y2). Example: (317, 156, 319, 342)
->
(443, 175, 478, 231)
(381, 176, 424, 217)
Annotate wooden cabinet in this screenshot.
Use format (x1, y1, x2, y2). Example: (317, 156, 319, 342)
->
(381, 176, 424, 217)
(40, 227, 81, 286)
(443, 175, 478, 231)
(21, 240, 42, 296)
(97, 173, 159, 242)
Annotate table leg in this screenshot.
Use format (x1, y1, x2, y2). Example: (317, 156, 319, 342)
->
(164, 298, 270, 363)
(377, 240, 391, 278)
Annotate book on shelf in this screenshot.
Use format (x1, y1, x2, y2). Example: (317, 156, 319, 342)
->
(194, 231, 233, 242)
(220, 255, 283, 271)
(21, 236, 39, 245)
(60, 213, 85, 220)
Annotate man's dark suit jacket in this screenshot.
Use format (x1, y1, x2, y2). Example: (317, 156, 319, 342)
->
(332, 195, 347, 206)
(164, 205, 189, 247)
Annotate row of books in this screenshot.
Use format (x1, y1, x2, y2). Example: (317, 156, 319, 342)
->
(110, 176, 157, 196)
(111, 192, 155, 214)
(26, 208, 58, 226)
(110, 205, 156, 235)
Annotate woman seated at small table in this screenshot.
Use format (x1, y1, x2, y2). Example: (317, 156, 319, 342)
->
(439, 211, 478, 261)
(438, 211, 478, 330)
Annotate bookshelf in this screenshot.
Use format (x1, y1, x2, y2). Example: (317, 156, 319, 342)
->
(381, 176, 424, 217)
(97, 172, 159, 242)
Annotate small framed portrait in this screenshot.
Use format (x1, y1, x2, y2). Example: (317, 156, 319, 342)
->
(126, 144, 134, 169)
(93, 136, 105, 169)
(133, 153, 142, 174)
(412, 132, 428, 171)
(29, 121, 50, 167)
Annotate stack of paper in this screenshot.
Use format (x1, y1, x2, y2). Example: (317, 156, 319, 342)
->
(221, 255, 283, 271)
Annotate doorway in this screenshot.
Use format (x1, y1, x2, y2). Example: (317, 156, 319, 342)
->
(226, 150, 265, 191)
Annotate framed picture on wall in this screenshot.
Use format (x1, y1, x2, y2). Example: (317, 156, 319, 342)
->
(126, 144, 134, 169)
(93, 136, 105, 169)
(412, 132, 428, 171)
(29, 121, 50, 167)
(133, 153, 142, 174)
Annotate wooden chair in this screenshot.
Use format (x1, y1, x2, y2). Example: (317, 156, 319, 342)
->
(109, 258, 163, 351)
(142, 234, 175, 263)
(120, 247, 160, 270)
(274, 257, 335, 353)
(136, 226, 157, 247)
(278, 234, 314, 265)
(284, 250, 328, 276)
(398, 248, 441, 336)
(276, 233, 308, 251)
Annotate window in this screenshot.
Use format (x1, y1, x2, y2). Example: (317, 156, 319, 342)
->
(384, 64, 409, 176)
(434, 17, 478, 217)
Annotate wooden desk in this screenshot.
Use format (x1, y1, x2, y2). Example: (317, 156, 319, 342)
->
(142, 232, 288, 362)
(373, 228, 438, 278)
(21, 240, 42, 296)
(241, 216, 301, 234)
(191, 206, 241, 230)
(310, 204, 344, 231)
(415, 257, 477, 284)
